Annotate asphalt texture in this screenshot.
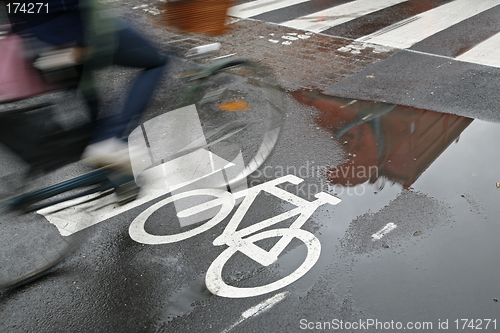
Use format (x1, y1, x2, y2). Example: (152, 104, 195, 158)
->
(1, 1, 500, 332)
(324, 49, 500, 122)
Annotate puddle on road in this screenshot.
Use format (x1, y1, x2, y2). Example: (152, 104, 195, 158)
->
(290, 89, 500, 211)
(281, 90, 500, 297)
(292, 89, 474, 193)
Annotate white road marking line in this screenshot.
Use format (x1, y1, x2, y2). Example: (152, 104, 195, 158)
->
(38, 149, 232, 236)
(39, 105, 246, 235)
(456, 31, 500, 68)
(228, 0, 310, 18)
(357, 0, 500, 49)
(372, 222, 397, 241)
(280, 0, 409, 33)
(221, 292, 288, 333)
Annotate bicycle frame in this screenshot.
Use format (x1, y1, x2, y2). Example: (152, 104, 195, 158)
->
(178, 175, 340, 264)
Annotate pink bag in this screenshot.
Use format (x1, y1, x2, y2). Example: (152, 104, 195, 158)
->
(0, 27, 53, 102)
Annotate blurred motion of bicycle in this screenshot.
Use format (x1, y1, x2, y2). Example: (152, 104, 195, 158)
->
(0, 30, 284, 292)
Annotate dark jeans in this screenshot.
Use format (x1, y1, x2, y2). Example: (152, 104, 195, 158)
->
(84, 27, 168, 142)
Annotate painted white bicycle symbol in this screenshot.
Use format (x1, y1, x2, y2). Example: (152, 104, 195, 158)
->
(129, 175, 341, 298)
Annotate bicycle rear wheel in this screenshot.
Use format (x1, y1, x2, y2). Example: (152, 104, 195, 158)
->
(0, 203, 84, 290)
(130, 59, 284, 190)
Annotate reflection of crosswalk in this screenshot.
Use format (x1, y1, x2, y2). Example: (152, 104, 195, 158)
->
(229, 0, 500, 67)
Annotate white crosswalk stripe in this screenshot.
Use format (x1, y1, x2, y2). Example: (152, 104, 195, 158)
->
(229, 0, 500, 68)
(456, 31, 500, 68)
(228, 0, 311, 18)
(356, 0, 500, 49)
(280, 0, 409, 33)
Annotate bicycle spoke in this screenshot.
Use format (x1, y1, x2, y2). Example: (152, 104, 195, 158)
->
(130, 59, 285, 189)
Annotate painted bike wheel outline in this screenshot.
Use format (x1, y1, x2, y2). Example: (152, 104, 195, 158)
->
(129, 189, 235, 244)
(205, 228, 321, 298)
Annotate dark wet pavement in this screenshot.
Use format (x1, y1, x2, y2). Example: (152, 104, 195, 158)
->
(2, 3, 500, 330)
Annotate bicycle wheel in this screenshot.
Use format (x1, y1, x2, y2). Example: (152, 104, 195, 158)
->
(205, 228, 321, 298)
(129, 59, 284, 190)
(0, 201, 85, 290)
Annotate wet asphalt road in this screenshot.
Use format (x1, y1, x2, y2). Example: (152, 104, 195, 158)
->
(2, 2, 500, 332)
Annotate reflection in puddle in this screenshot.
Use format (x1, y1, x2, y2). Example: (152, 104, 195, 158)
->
(282, 90, 499, 298)
(287, 91, 500, 323)
(292, 90, 473, 190)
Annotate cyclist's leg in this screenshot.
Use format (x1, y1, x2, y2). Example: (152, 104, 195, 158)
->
(81, 27, 167, 202)
(104, 27, 168, 142)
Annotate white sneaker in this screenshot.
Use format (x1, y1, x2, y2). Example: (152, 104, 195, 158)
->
(82, 137, 131, 173)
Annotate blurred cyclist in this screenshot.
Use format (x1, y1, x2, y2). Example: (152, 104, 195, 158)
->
(3, 0, 167, 199)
